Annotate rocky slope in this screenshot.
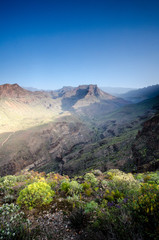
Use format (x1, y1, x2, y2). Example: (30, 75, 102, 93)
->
(0, 116, 93, 176)
(132, 114, 159, 172)
(0, 84, 66, 132)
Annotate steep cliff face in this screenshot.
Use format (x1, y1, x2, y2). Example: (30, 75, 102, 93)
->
(132, 114, 159, 171)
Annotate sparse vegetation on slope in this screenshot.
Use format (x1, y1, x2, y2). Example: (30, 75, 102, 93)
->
(0, 169, 159, 239)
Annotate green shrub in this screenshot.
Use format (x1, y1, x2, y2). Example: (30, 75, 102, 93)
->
(107, 172, 140, 198)
(145, 172, 159, 184)
(3, 194, 15, 204)
(66, 194, 82, 208)
(132, 183, 159, 239)
(0, 175, 18, 195)
(103, 189, 124, 203)
(81, 181, 91, 190)
(133, 183, 159, 216)
(0, 203, 30, 240)
(84, 173, 98, 187)
(101, 180, 108, 188)
(104, 169, 124, 180)
(85, 201, 98, 213)
(60, 180, 82, 196)
(69, 180, 83, 195)
(84, 188, 93, 196)
(60, 179, 70, 193)
(0, 174, 29, 198)
(17, 181, 54, 210)
(135, 173, 144, 182)
(81, 181, 93, 196)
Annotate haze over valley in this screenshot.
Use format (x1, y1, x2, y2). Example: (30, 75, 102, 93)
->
(0, 83, 158, 177)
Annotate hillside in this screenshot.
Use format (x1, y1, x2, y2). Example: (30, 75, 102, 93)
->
(132, 113, 159, 172)
(0, 116, 94, 176)
(58, 96, 159, 176)
(119, 84, 159, 103)
(0, 84, 65, 133)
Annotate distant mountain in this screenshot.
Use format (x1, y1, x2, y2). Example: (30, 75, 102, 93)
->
(100, 87, 136, 96)
(24, 87, 42, 92)
(55, 85, 129, 115)
(0, 83, 64, 133)
(118, 85, 159, 103)
(0, 83, 50, 101)
(50, 84, 116, 101)
(61, 84, 116, 110)
(0, 83, 29, 98)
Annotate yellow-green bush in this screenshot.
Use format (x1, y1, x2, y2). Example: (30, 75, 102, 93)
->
(106, 170, 140, 198)
(103, 189, 124, 202)
(132, 183, 159, 239)
(60, 180, 82, 196)
(133, 183, 159, 214)
(17, 181, 54, 210)
(84, 173, 98, 187)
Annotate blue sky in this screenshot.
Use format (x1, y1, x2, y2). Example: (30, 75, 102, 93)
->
(0, 0, 159, 90)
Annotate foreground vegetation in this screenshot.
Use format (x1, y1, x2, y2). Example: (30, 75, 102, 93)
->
(0, 169, 159, 239)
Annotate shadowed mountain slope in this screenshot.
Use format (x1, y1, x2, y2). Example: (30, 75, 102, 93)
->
(132, 114, 159, 172)
(119, 84, 159, 103)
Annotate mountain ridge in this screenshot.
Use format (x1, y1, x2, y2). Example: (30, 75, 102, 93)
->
(119, 84, 159, 103)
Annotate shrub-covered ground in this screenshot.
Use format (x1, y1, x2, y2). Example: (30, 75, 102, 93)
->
(0, 169, 159, 240)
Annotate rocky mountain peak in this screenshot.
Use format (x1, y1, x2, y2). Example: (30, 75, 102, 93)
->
(77, 84, 99, 97)
(63, 84, 115, 100)
(0, 83, 29, 98)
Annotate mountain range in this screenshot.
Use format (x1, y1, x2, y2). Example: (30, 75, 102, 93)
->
(0, 83, 158, 176)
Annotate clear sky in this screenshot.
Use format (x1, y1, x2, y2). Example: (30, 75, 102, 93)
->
(0, 0, 159, 90)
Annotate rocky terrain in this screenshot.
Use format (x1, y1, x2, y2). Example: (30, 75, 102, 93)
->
(0, 83, 159, 176)
(132, 113, 159, 172)
(0, 117, 94, 176)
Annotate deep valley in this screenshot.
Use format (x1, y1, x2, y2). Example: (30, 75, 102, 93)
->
(0, 83, 159, 177)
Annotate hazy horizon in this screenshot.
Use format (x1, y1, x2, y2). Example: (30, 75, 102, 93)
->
(0, 82, 159, 92)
